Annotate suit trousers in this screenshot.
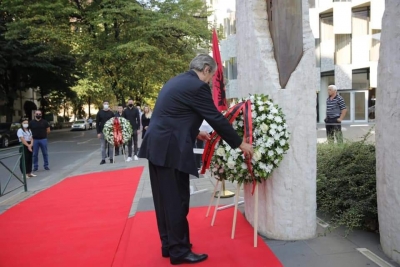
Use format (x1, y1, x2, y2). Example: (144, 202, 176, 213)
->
(148, 161, 191, 259)
(128, 131, 138, 157)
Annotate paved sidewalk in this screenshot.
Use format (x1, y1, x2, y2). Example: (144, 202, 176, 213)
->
(2, 123, 399, 267)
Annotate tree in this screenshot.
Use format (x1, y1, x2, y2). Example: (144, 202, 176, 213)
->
(1, 0, 81, 121)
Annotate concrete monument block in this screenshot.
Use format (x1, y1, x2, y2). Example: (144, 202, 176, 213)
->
(236, 0, 317, 240)
(376, 0, 400, 264)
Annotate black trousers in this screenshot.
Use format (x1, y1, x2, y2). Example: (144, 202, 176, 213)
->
(128, 131, 138, 157)
(148, 161, 191, 259)
(325, 117, 343, 143)
(20, 142, 32, 174)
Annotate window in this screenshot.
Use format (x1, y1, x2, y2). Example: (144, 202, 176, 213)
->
(352, 8, 370, 36)
(320, 15, 334, 42)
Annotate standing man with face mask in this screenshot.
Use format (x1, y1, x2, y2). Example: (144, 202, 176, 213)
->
(122, 99, 141, 162)
(29, 110, 50, 171)
(96, 101, 115, 164)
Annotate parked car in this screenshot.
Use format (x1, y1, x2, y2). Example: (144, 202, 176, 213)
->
(70, 120, 90, 131)
(0, 122, 21, 148)
(49, 121, 63, 130)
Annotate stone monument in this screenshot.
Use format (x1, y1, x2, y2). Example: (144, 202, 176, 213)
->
(376, 0, 400, 264)
(236, 0, 317, 239)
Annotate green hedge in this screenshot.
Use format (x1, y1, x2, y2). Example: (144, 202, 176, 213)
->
(317, 140, 378, 232)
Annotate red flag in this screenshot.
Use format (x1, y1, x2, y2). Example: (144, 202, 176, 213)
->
(212, 29, 227, 112)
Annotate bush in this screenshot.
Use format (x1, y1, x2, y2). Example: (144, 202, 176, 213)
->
(317, 139, 378, 233)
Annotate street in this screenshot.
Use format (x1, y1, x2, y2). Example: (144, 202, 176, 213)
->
(0, 128, 100, 200)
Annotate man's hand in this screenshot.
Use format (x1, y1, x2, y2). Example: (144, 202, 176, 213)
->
(97, 133, 101, 139)
(239, 140, 254, 159)
(197, 131, 211, 141)
(337, 118, 342, 122)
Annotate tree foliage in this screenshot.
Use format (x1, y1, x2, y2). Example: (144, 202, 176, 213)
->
(0, 0, 211, 121)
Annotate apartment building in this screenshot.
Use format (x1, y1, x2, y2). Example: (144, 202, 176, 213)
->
(310, 0, 384, 123)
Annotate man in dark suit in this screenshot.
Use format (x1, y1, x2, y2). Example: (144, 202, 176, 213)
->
(138, 54, 253, 265)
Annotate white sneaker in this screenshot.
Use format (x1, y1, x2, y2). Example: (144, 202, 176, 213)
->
(134, 155, 139, 161)
(30, 173, 37, 177)
(126, 157, 132, 162)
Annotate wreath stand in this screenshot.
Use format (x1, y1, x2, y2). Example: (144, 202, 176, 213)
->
(231, 182, 259, 247)
(111, 143, 127, 164)
(207, 178, 245, 224)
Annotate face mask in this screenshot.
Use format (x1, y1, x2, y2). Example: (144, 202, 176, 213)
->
(103, 105, 109, 110)
(128, 104, 133, 108)
(35, 115, 42, 119)
(23, 124, 29, 128)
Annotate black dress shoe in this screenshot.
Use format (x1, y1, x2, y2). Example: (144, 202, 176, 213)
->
(110, 159, 114, 163)
(100, 160, 106, 165)
(170, 252, 208, 265)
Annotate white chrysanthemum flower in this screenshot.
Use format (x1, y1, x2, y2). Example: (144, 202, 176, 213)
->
(251, 104, 255, 110)
(257, 100, 263, 106)
(277, 125, 283, 132)
(268, 150, 274, 157)
(274, 159, 279, 164)
(258, 106, 265, 112)
(274, 116, 282, 123)
(276, 147, 283, 154)
(253, 150, 262, 162)
(216, 147, 225, 157)
(260, 123, 269, 133)
(227, 158, 236, 169)
(267, 114, 274, 120)
(279, 139, 286, 146)
(274, 134, 280, 140)
(241, 163, 247, 169)
(271, 108, 278, 114)
(252, 111, 257, 118)
(270, 123, 277, 129)
(269, 129, 276, 136)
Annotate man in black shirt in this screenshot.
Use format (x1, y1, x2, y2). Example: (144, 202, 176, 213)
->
(29, 110, 50, 171)
(122, 99, 141, 161)
(96, 101, 115, 164)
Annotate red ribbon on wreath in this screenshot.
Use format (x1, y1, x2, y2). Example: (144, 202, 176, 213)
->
(113, 117, 123, 146)
(200, 99, 257, 194)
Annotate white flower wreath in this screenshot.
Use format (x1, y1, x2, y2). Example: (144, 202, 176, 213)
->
(211, 94, 290, 184)
(102, 117, 133, 146)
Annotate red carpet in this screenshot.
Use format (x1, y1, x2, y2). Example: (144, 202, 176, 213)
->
(118, 207, 283, 267)
(0, 167, 143, 267)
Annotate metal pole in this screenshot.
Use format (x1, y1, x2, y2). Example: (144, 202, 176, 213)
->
(21, 144, 27, 192)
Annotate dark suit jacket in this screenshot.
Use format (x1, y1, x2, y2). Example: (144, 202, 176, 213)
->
(138, 70, 242, 177)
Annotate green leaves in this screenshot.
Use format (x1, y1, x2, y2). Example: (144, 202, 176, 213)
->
(317, 140, 378, 234)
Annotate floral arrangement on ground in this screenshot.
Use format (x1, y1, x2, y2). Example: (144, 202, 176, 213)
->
(211, 94, 290, 184)
(103, 117, 133, 146)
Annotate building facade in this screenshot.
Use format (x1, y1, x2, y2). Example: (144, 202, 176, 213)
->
(310, 0, 384, 123)
(0, 88, 40, 123)
(210, 0, 384, 124)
